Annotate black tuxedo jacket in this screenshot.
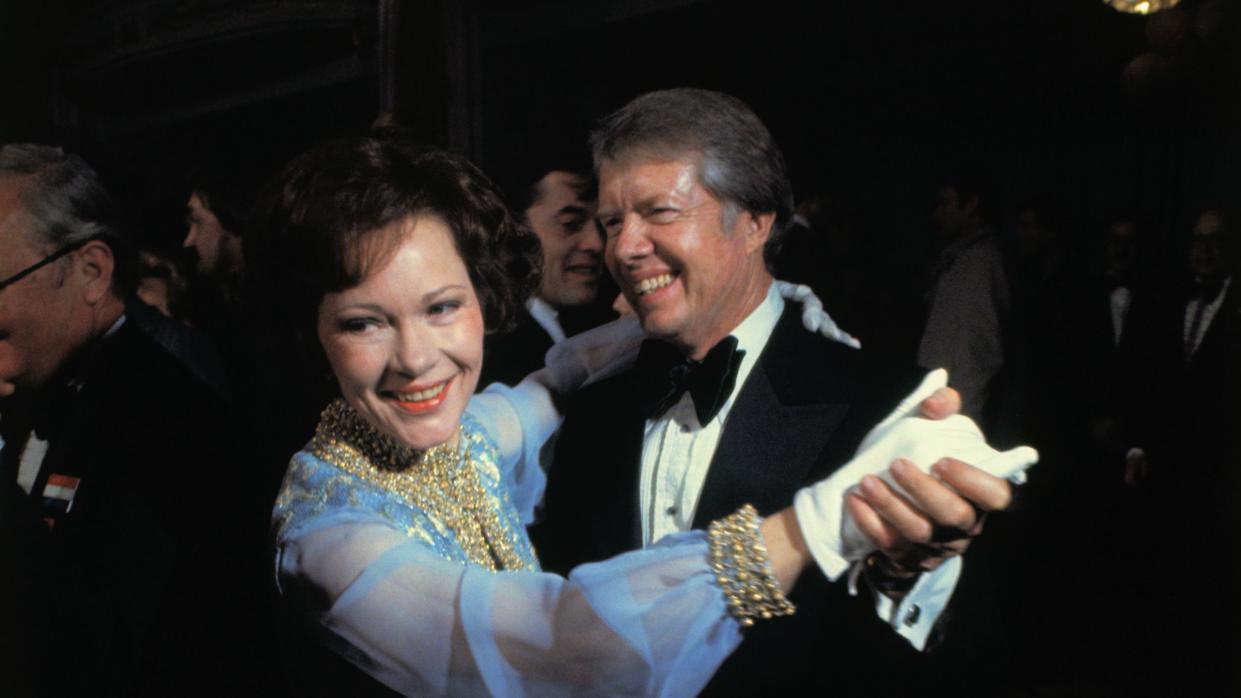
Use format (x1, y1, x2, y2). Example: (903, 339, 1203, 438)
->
(1171, 280, 1241, 497)
(1127, 279, 1241, 479)
(478, 308, 556, 389)
(532, 305, 932, 695)
(0, 319, 277, 695)
(1182, 280, 1241, 401)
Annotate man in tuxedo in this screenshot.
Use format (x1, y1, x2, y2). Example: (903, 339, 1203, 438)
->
(481, 153, 619, 387)
(1124, 208, 1240, 487)
(1114, 207, 1241, 692)
(1180, 209, 1239, 398)
(532, 89, 1015, 695)
(0, 144, 272, 694)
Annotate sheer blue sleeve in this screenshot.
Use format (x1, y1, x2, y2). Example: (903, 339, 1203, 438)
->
(466, 377, 558, 526)
(465, 315, 647, 525)
(277, 516, 742, 697)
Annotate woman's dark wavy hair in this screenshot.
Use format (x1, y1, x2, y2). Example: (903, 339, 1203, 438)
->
(246, 136, 541, 378)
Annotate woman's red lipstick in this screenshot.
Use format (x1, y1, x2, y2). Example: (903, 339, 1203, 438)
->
(389, 377, 454, 414)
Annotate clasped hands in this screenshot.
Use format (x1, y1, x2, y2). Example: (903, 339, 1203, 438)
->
(794, 370, 1039, 585)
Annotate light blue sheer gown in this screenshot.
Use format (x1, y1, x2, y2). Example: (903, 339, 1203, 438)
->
(272, 380, 745, 697)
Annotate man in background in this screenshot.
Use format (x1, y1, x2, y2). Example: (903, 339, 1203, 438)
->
(481, 150, 615, 386)
(0, 143, 272, 694)
(919, 173, 1011, 423)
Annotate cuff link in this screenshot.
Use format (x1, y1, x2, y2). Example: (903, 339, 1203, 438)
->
(903, 604, 922, 627)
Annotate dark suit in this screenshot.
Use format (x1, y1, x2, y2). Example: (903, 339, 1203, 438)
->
(1117, 277, 1241, 692)
(0, 481, 51, 696)
(1180, 279, 1241, 435)
(479, 301, 619, 390)
(532, 305, 934, 696)
(1183, 280, 1241, 697)
(0, 318, 277, 695)
(1126, 277, 1241, 490)
(479, 308, 557, 389)
(1153, 278, 1241, 536)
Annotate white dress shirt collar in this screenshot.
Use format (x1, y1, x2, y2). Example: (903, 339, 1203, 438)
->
(526, 297, 566, 344)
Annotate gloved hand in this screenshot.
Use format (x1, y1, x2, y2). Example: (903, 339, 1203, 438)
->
(539, 315, 646, 397)
(775, 280, 861, 348)
(793, 369, 1038, 581)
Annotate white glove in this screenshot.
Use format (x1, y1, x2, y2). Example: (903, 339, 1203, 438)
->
(538, 314, 646, 397)
(793, 369, 1039, 581)
(775, 280, 861, 349)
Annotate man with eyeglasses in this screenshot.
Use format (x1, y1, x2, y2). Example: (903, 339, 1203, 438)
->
(0, 144, 270, 693)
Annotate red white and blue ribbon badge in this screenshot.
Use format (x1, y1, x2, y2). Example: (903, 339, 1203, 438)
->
(42, 473, 81, 510)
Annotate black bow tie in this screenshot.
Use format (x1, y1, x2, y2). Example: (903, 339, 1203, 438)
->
(635, 336, 745, 425)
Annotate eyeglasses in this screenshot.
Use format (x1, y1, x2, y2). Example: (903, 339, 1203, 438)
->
(0, 241, 87, 292)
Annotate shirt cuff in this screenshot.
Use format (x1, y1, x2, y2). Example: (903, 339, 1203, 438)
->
(863, 556, 962, 650)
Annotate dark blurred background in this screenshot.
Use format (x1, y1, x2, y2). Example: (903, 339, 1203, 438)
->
(3, 0, 1238, 290)
(3, 1, 1239, 694)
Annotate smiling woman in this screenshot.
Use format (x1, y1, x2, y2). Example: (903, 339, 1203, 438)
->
(316, 215, 486, 451)
(251, 135, 841, 696)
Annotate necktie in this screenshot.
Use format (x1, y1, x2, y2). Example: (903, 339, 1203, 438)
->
(635, 336, 745, 425)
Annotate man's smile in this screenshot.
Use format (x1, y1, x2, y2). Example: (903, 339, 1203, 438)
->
(633, 272, 678, 296)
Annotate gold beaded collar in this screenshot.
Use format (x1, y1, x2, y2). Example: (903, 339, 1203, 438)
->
(313, 398, 461, 472)
(308, 399, 533, 572)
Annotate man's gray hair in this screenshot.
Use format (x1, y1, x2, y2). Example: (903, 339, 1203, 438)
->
(589, 88, 794, 267)
(0, 143, 122, 250)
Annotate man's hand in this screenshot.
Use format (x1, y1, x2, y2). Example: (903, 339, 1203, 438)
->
(847, 456, 1012, 574)
(1123, 448, 1148, 487)
(918, 386, 961, 421)
(0, 379, 14, 398)
(791, 371, 1036, 583)
(847, 385, 1011, 576)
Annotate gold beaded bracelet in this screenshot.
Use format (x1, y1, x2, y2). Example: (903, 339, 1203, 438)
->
(707, 504, 796, 627)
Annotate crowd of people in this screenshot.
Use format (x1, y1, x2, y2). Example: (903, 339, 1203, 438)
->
(0, 85, 1234, 697)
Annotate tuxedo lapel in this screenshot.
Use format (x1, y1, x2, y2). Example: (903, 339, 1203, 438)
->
(693, 308, 851, 526)
(1189, 282, 1240, 374)
(693, 369, 845, 524)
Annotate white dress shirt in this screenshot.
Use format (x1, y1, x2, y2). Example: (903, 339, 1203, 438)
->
(1110, 285, 1132, 347)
